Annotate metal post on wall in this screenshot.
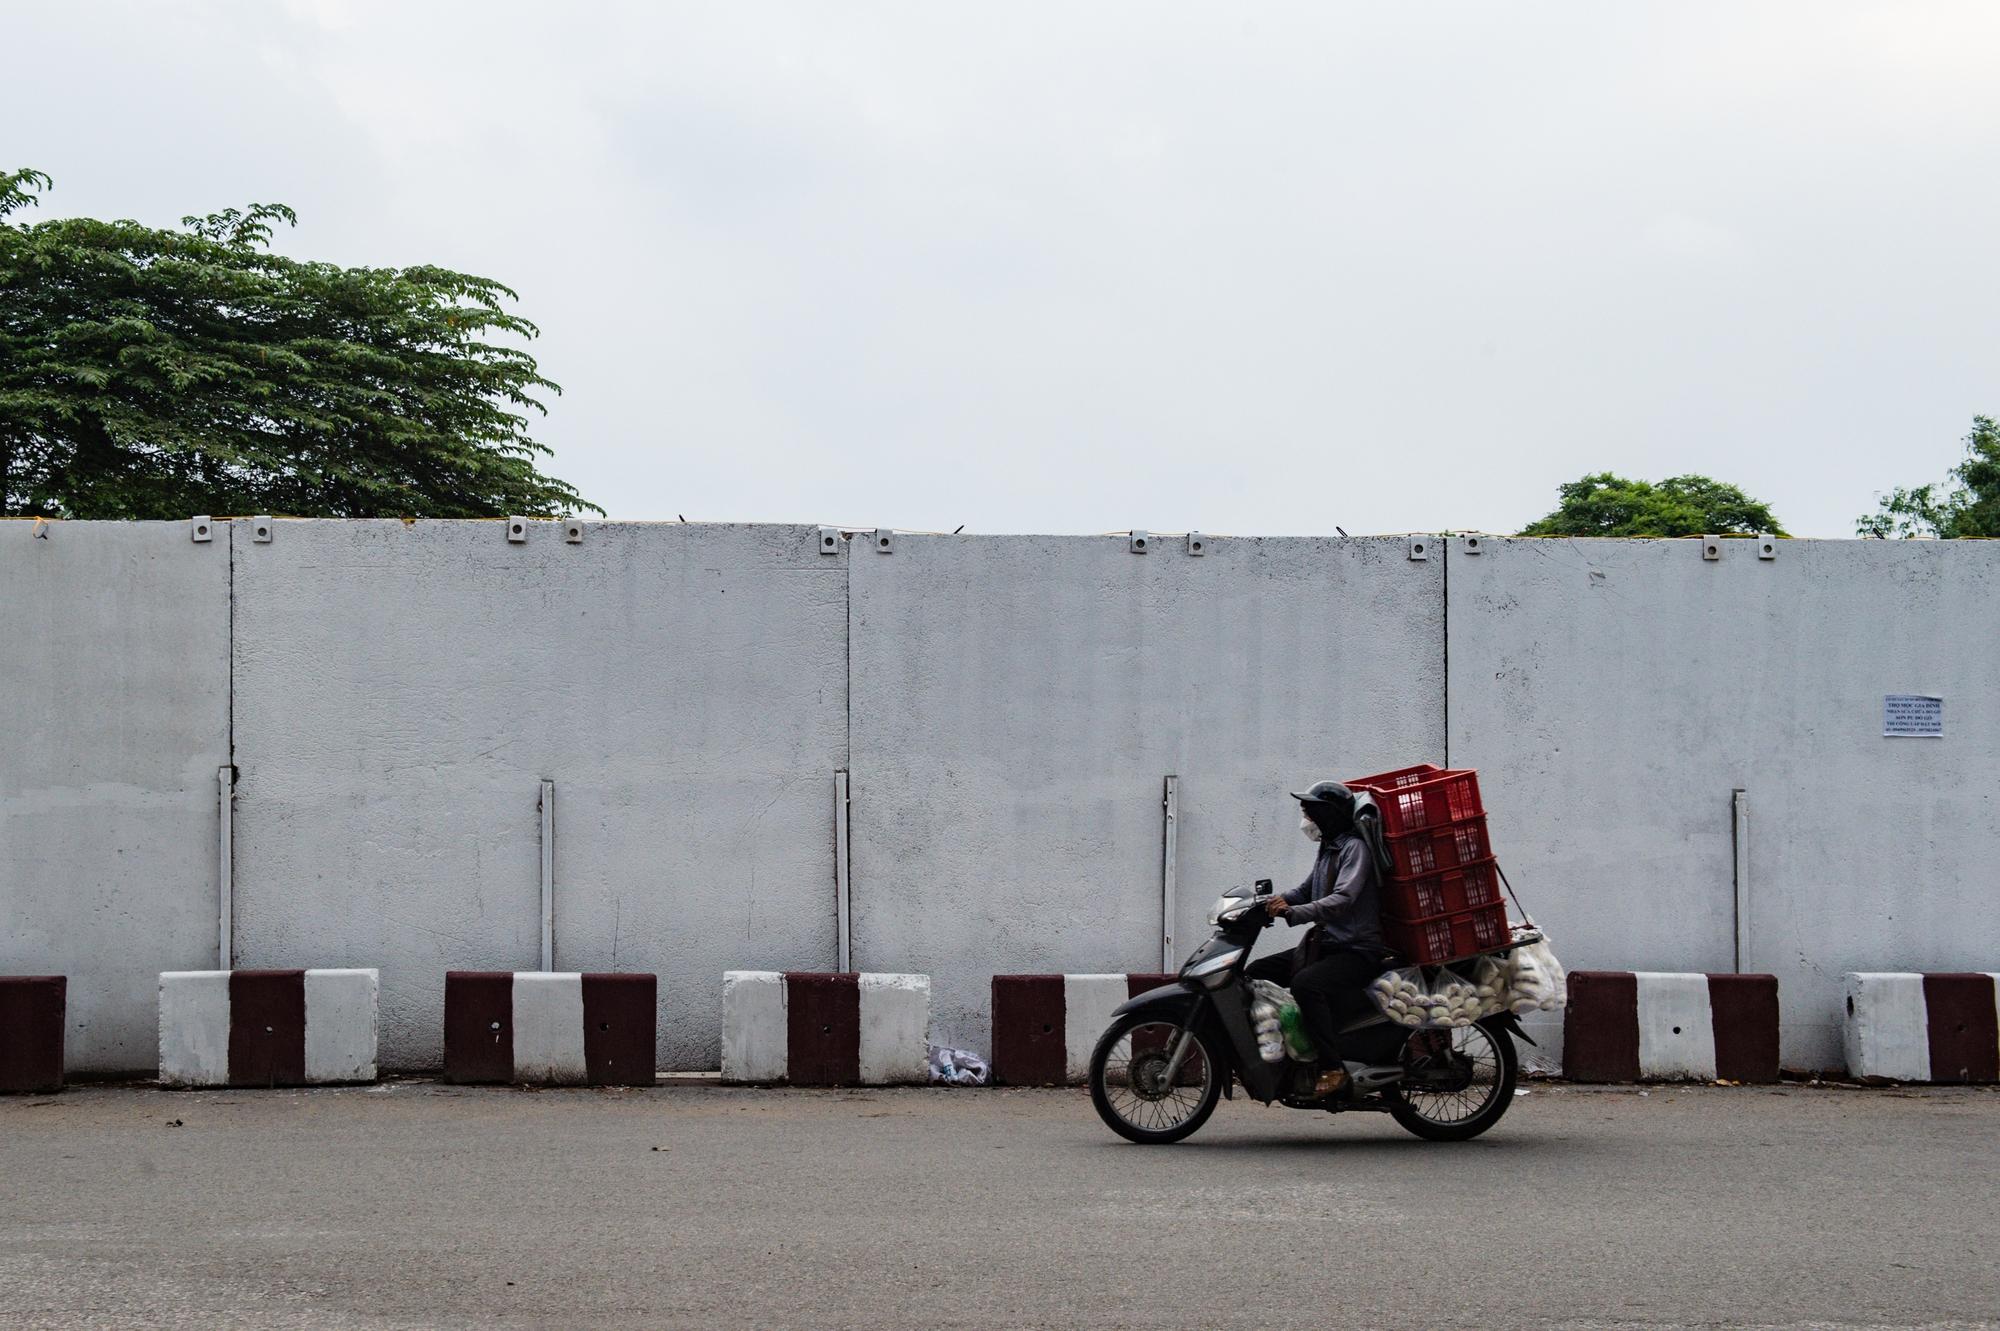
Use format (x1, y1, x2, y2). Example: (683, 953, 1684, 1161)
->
(1731, 788, 1750, 972)
(1161, 775, 1179, 972)
(539, 780, 556, 971)
(217, 766, 234, 968)
(835, 770, 852, 973)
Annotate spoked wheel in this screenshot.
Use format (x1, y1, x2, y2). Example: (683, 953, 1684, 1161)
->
(1088, 1013, 1223, 1145)
(1387, 1019, 1518, 1141)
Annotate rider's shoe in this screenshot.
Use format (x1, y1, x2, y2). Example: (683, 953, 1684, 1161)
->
(1312, 1066, 1349, 1099)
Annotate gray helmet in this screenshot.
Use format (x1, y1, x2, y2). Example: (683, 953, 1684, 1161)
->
(1289, 779, 1353, 808)
(1290, 780, 1357, 836)
(1292, 779, 1393, 873)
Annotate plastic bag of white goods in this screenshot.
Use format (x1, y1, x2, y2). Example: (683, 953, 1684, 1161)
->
(1248, 979, 1291, 1062)
(1469, 953, 1512, 1018)
(1507, 938, 1568, 1013)
(1424, 965, 1483, 1028)
(1368, 966, 1428, 1028)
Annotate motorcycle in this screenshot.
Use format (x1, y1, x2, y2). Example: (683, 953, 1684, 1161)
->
(1088, 880, 1528, 1144)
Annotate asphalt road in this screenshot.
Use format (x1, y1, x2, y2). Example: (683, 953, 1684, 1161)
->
(4, 1079, 1996, 1330)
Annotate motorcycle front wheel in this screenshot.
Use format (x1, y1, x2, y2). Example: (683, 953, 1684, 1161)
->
(1386, 1019, 1519, 1141)
(1088, 1013, 1223, 1145)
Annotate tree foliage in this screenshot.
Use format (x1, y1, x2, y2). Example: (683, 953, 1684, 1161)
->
(1518, 472, 1785, 538)
(1855, 416, 2000, 539)
(0, 169, 596, 518)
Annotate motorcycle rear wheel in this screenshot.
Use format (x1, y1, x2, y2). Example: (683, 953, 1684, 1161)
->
(1386, 1020, 1519, 1141)
(1088, 1014, 1223, 1145)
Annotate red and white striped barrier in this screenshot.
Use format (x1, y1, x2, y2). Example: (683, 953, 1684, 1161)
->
(158, 969, 378, 1089)
(1562, 971, 1779, 1083)
(1843, 972, 2000, 1084)
(721, 972, 930, 1085)
(442, 972, 656, 1086)
(989, 973, 1177, 1085)
(1, 976, 66, 1094)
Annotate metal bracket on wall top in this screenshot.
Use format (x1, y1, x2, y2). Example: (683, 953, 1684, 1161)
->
(1407, 536, 1432, 561)
(1129, 531, 1151, 554)
(1185, 531, 1207, 556)
(250, 516, 273, 543)
(1701, 535, 1722, 561)
(562, 519, 584, 544)
(872, 529, 894, 553)
(1462, 535, 1484, 555)
(818, 526, 841, 555)
(190, 516, 214, 543)
(506, 517, 529, 543)
(1756, 535, 1777, 560)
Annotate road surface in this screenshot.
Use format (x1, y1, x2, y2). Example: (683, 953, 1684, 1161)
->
(3, 1080, 1996, 1329)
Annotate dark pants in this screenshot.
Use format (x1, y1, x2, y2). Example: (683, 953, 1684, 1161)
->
(1246, 948, 1382, 1064)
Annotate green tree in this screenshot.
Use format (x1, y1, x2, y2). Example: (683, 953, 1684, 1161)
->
(0, 169, 597, 518)
(1855, 416, 2000, 538)
(1519, 472, 1785, 537)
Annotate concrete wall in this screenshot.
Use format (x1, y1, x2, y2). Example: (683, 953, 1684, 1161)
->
(849, 534, 1445, 1055)
(230, 522, 846, 1070)
(0, 522, 231, 1074)
(6, 520, 1998, 1075)
(1448, 537, 2000, 1069)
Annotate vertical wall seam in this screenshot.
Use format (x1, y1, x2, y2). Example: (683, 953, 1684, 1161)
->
(226, 519, 236, 772)
(843, 536, 854, 968)
(224, 519, 236, 966)
(1441, 532, 1450, 767)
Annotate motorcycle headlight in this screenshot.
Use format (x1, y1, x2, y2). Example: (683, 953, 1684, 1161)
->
(1206, 895, 1246, 926)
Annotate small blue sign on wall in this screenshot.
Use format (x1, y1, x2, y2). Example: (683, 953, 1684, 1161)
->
(1883, 694, 1943, 738)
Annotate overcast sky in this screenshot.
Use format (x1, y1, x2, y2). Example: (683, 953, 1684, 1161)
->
(11, 2, 2000, 536)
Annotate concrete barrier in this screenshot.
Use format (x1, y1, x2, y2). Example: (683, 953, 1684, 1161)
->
(989, 973, 1176, 1085)
(0, 976, 66, 1093)
(442, 971, 656, 1086)
(1563, 972, 1780, 1083)
(158, 969, 377, 1088)
(721, 972, 929, 1085)
(1843, 972, 2000, 1084)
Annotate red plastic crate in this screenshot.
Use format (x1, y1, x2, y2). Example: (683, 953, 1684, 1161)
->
(1349, 763, 1443, 790)
(1382, 818, 1493, 880)
(1386, 857, 1503, 919)
(1384, 900, 1511, 965)
(1349, 765, 1484, 836)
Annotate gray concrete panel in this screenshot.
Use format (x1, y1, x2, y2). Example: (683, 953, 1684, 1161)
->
(1736, 541, 2000, 1068)
(849, 534, 1446, 1055)
(0, 522, 231, 1074)
(231, 522, 846, 1070)
(1446, 537, 2000, 1069)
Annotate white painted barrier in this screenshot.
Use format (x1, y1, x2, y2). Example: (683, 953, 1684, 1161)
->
(1843, 972, 2000, 1083)
(158, 969, 378, 1089)
(720, 972, 931, 1085)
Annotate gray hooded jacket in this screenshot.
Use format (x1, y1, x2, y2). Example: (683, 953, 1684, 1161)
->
(1281, 832, 1385, 958)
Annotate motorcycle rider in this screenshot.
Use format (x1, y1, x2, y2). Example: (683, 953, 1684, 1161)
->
(1246, 780, 1388, 1099)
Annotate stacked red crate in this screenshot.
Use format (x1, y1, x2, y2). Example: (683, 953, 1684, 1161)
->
(1346, 764, 1509, 965)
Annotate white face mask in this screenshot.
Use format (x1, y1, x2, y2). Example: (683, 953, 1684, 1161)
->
(1299, 812, 1321, 843)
